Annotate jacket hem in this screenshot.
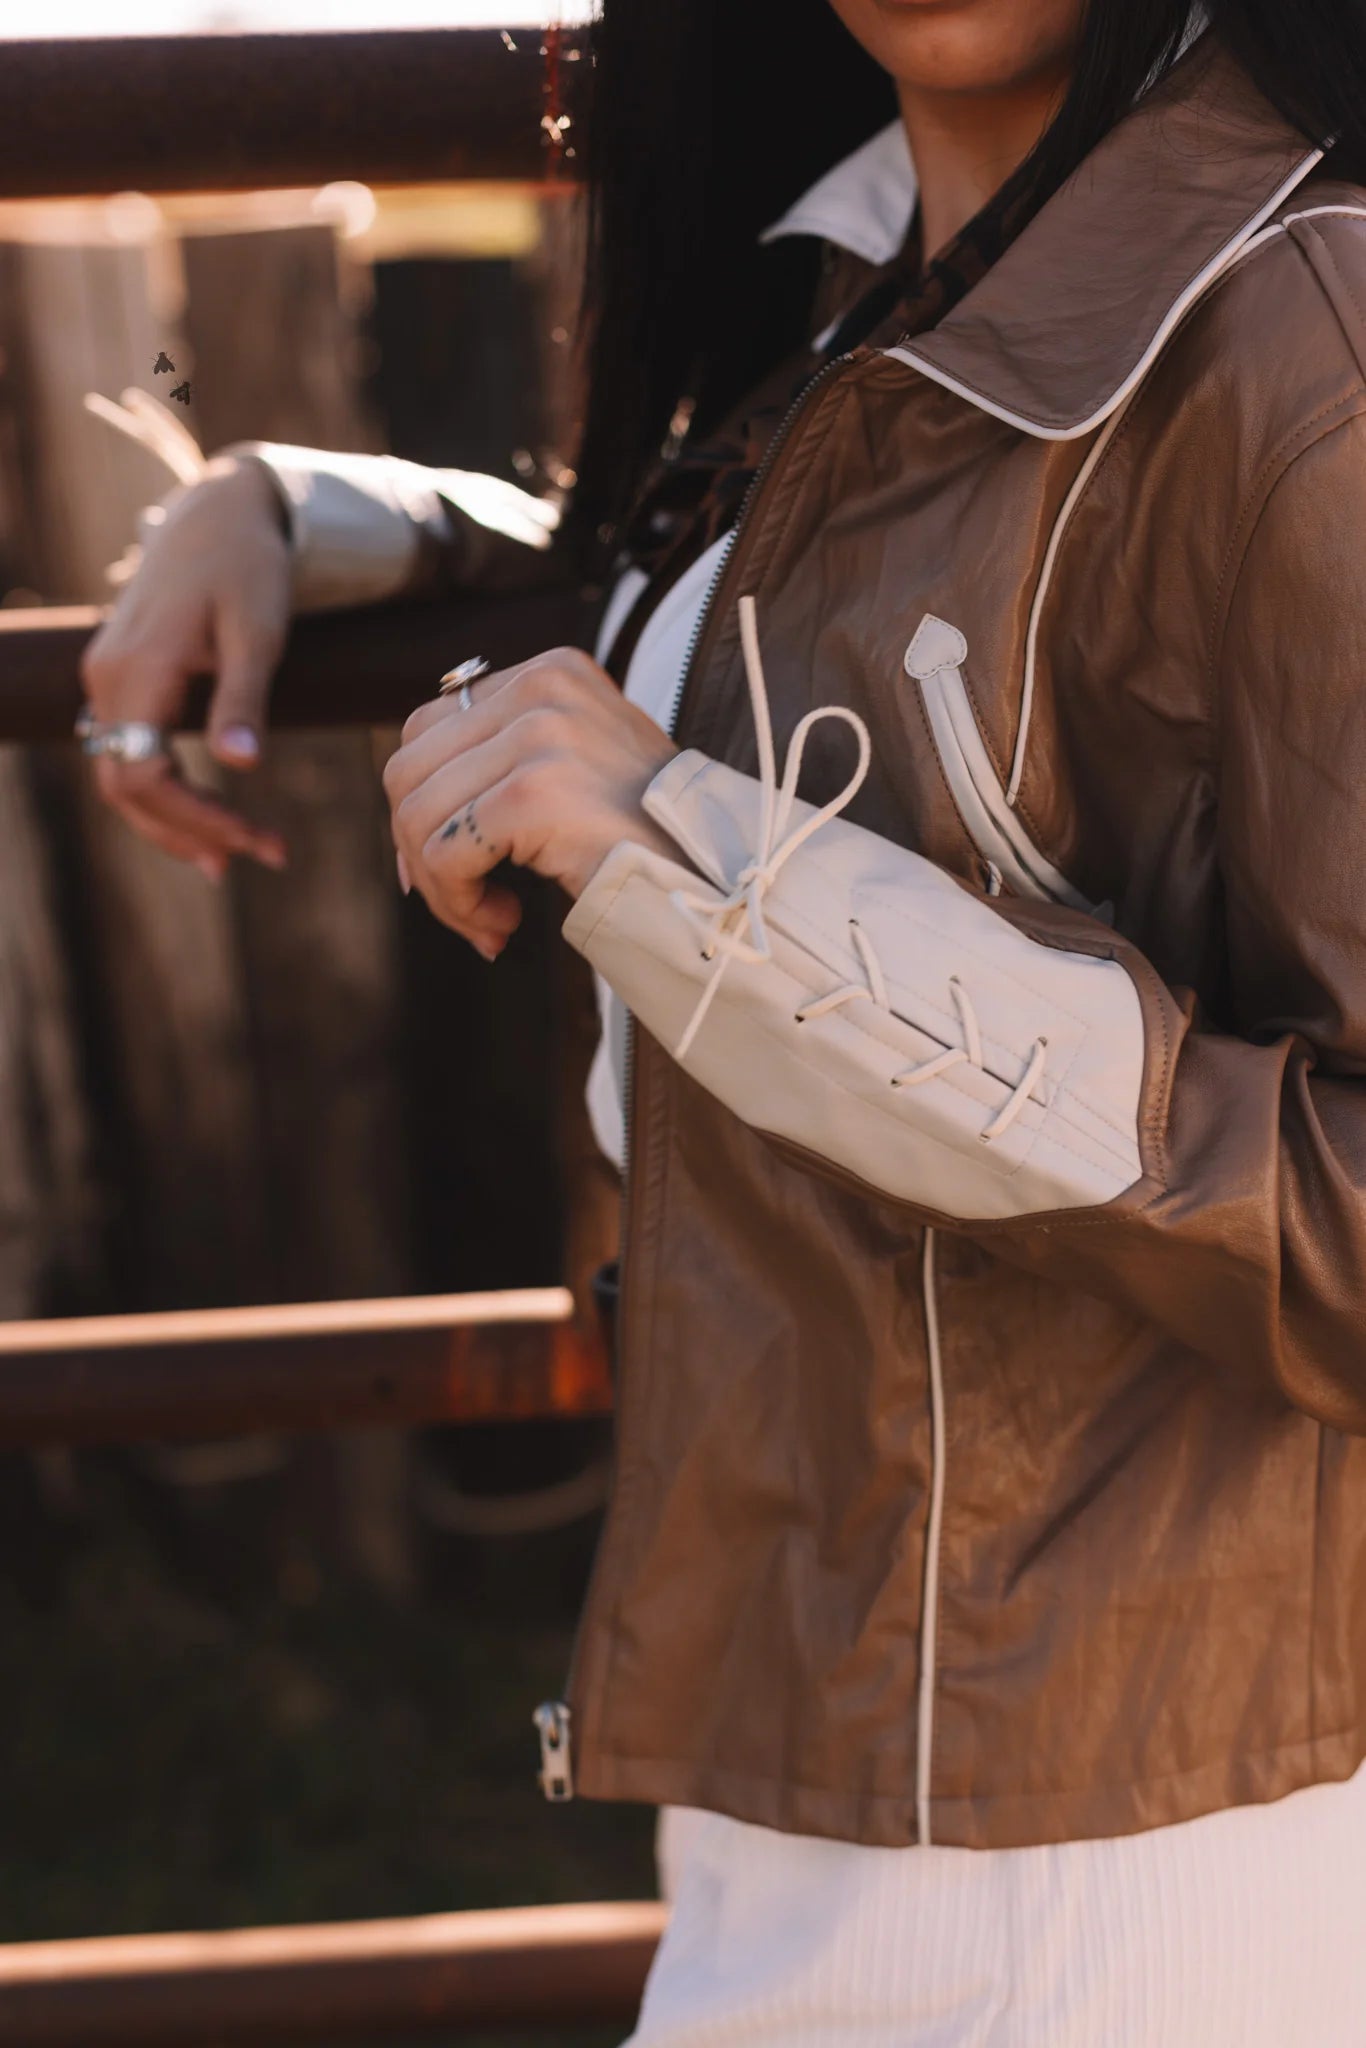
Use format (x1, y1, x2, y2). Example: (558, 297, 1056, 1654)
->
(573, 1725, 1366, 1851)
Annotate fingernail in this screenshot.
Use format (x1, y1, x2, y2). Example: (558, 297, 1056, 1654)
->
(396, 850, 412, 897)
(218, 725, 260, 764)
(256, 840, 288, 872)
(475, 940, 499, 963)
(196, 854, 226, 884)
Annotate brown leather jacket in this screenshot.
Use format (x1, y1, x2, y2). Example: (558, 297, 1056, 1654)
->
(552, 35, 1366, 1851)
(239, 32, 1366, 1854)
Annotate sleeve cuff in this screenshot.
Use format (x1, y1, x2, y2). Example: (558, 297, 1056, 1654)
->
(563, 752, 1148, 1223)
(220, 442, 446, 613)
(220, 443, 563, 614)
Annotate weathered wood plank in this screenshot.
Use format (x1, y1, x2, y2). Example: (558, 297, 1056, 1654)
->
(0, 1899, 662, 2045)
(0, 1291, 617, 1448)
(0, 31, 581, 200)
(0, 588, 591, 744)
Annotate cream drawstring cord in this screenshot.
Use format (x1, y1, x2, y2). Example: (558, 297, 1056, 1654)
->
(667, 594, 1049, 1146)
(669, 594, 872, 1061)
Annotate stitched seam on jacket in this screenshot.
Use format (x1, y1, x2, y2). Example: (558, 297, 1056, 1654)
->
(764, 968, 1134, 1182)
(656, 771, 1121, 1056)
(835, 882, 1114, 1038)
(679, 936, 1138, 1186)
(633, 807, 1110, 1085)
(770, 883, 1142, 1150)
(911, 671, 975, 833)
(586, 1719, 1360, 1803)
(564, 861, 638, 952)
(592, 869, 1140, 1181)
(1207, 391, 1366, 716)
(1205, 219, 1366, 703)
(1300, 222, 1366, 383)
(1011, 235, 1315, 837)
(959, 658, 1010, 787)
(898, 184, 1313, 434)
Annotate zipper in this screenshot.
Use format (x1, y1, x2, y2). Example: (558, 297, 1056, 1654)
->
(664, 348, 861, 747)
(531, 1700, 574, 1800)
(535, 350, 868, 1806)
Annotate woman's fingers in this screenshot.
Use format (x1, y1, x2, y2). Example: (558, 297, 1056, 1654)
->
(100, 787, 228, 878)
(390, 728, 527, 950)
(399, 661, 522, 749)
(384, 642, 673, 952)
(205, 602, 287, 771)
(79, 459, 292, 870)
(94, 753, 287, 871)
(85, 630, 287, 872)
(398, 645, 599, 750)
(386, 716, 529, 850)
(415, 772, 526, 955)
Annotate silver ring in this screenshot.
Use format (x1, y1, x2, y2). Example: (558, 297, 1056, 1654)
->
(74, 710, 167, 763)
(439, 656, 491, 710)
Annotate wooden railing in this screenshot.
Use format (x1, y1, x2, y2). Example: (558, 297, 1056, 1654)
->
(0, 1288, 613, 1448)
(0, 28, 583, 197)
(0, 588, 591, 744)
(0, 585, 603, 1447)
(0, 1901, 667, 2045)
(0, 31, 635, 2044)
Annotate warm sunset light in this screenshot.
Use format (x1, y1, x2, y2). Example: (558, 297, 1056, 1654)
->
(5, 0, 593, 31)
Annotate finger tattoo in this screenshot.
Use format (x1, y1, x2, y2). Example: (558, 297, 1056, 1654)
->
(440, 801, 503, 858)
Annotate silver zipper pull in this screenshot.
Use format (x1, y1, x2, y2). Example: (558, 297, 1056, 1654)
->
(533, 1699, 574, 1802)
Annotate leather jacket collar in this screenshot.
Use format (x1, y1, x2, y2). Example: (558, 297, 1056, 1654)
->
(904, 34, 1320, 436)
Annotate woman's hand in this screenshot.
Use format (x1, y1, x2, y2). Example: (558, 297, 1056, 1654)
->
(79, 456, 292, 880)
(383, 646, 682, 960)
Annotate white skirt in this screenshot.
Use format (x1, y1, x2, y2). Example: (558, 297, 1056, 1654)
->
(624, 1765, 1366, 2048)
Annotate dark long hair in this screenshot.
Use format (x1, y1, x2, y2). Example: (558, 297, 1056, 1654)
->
(568, 0, 1366, 557)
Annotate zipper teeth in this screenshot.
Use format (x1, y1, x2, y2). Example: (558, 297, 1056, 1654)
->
(620, 1015, 636, 1176)
(663, 349, 859, 747)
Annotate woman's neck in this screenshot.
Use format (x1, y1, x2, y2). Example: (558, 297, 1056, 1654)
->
(898, 67, 1070, 258)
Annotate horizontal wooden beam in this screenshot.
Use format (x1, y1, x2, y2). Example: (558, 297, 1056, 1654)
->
(0, 30, 586, 199)
(0, 1290, 613, 1447)
(0, 1287, 571, 1354)
(0, 586, 590, 744)
(0, 1899, 665, 2045)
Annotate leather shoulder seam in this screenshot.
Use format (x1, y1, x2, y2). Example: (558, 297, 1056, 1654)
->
(1286, 214, 1366, 386)
(1207, 390, 1366, 720)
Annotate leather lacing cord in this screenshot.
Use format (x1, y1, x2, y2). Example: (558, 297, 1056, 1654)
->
(667, 593, 1049, 1146)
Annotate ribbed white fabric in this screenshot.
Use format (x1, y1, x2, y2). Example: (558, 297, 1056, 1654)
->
(629, 1774, 1366, 2048)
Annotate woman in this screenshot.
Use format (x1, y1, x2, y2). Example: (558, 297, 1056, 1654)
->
(80, 1, 1366, 2039)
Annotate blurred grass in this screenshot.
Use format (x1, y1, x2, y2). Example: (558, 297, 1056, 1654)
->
(0, 1443, 657, 2048)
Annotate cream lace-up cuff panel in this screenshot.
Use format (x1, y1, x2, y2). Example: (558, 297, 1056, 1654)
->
(563, 753, 1146, 1222)
(221, 443, 557, 614)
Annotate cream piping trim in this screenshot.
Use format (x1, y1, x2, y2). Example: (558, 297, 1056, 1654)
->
(1005, 208, 1305, 802)
(916, 1225, 946, 1848)
(1282, 205, 1366, 225)
(1009, 394, 1135, 804)
(882, 149, 1322, 444)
